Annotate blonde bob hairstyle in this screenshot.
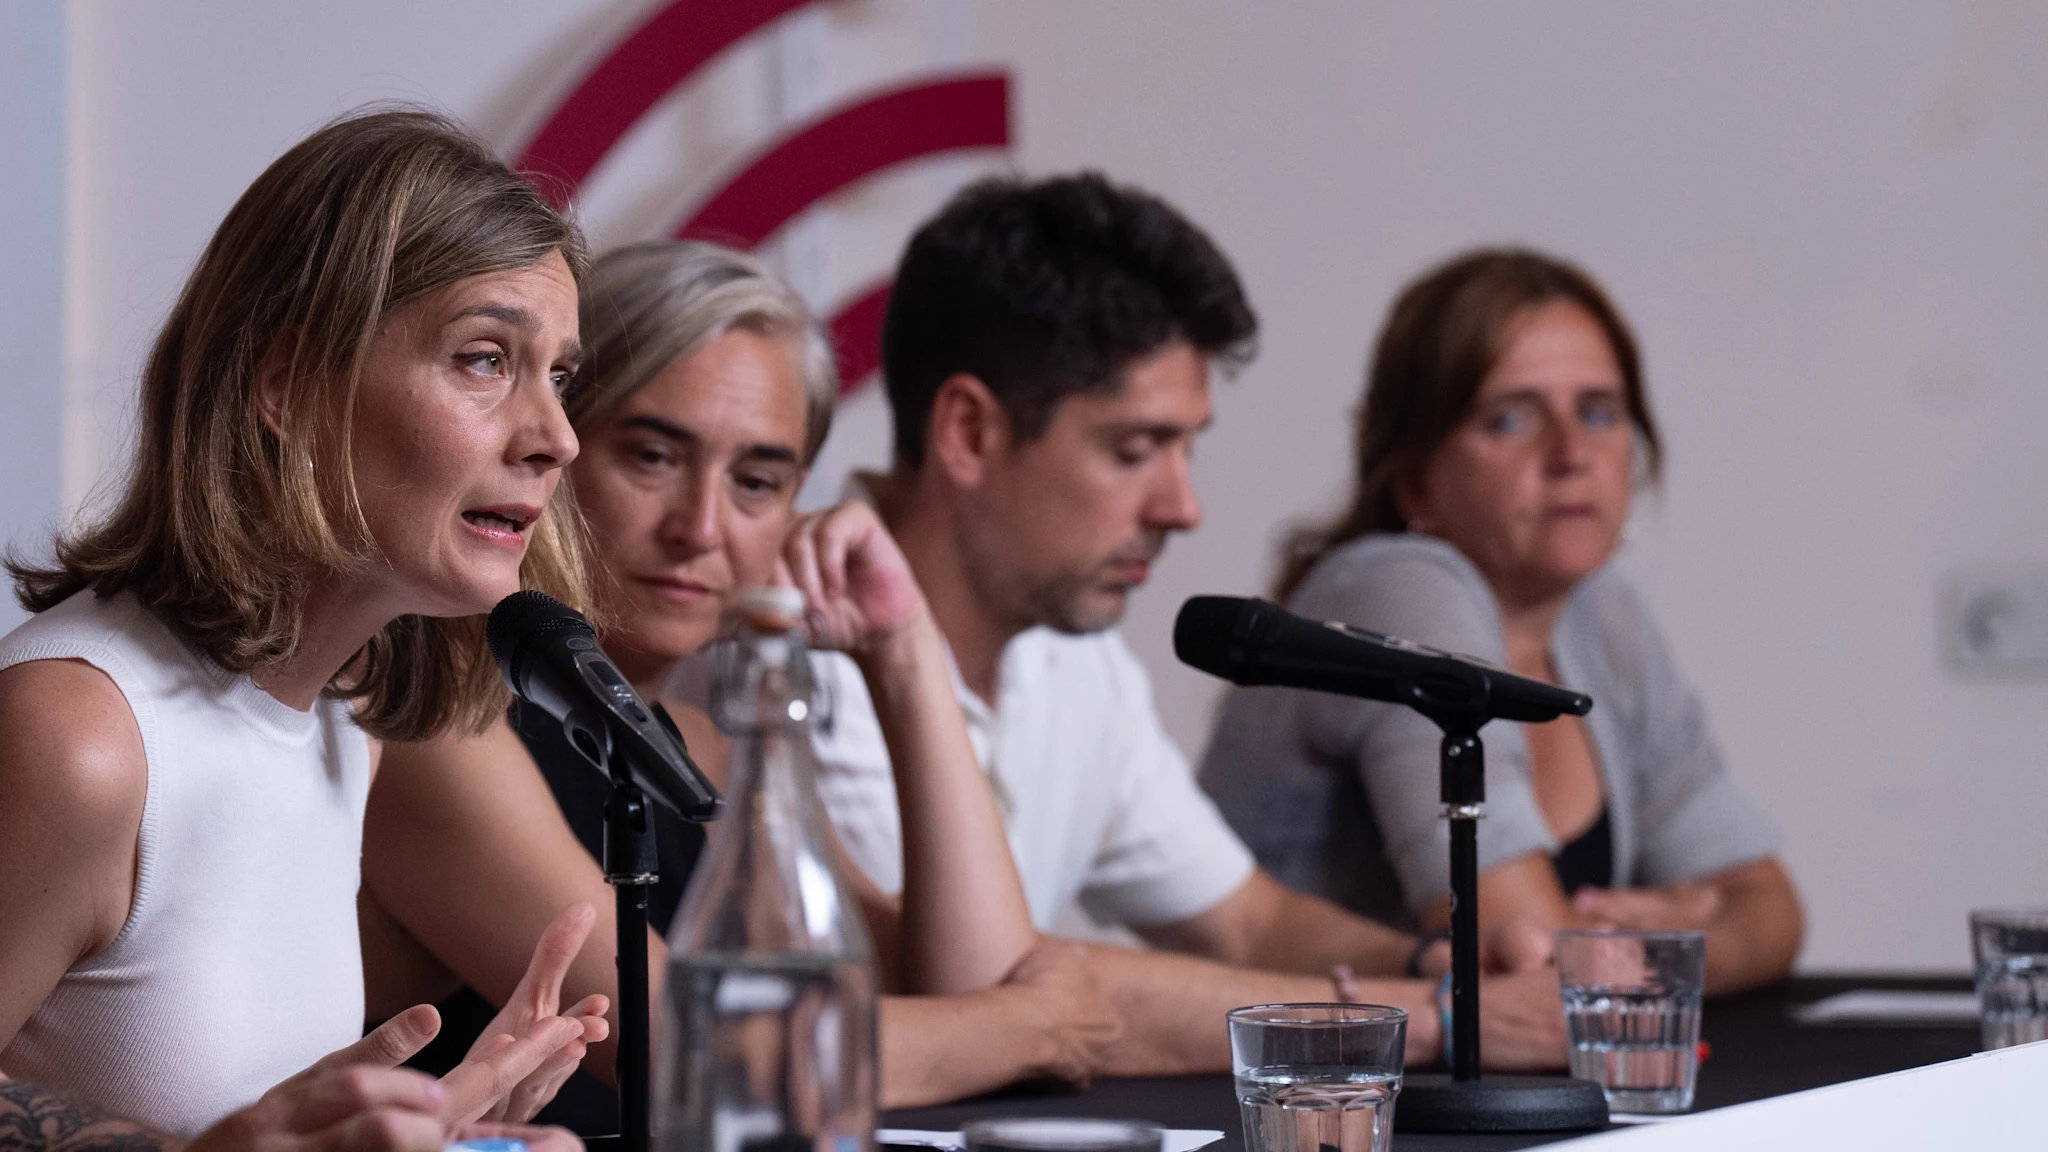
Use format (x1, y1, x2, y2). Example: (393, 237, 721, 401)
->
(569, 240, 838, 463)
(9, 107, 593, 742)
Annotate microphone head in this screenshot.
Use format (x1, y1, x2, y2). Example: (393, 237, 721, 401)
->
(486, 590, 594, 692)
(1174, 595, 1262, 681)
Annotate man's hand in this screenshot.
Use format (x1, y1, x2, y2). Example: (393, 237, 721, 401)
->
(1406, 917, 1555, 981)
(1482, 915, 1557, 974)
(779, 501, 925, 655)
(1573, 883, 1722, 932)
(1477, 968, 1569, 1071)
(998, 939, 1123, 1087)
(447, 903, 610, 1126)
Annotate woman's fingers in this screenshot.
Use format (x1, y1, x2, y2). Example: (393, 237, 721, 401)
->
(504, 1040, 588, 1123)
(814, 505, 859, 603)
(509, 903, 596, 1020)
(566, 993, 611, 1042)
(308, 1005, 442, 1076)
(440, 1016, 585, 1128)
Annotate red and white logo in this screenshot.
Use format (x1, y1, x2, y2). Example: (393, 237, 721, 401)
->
(514, 0, 1013, 393)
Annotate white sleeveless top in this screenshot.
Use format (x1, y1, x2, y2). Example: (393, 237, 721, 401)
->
(0, 591, 370, 1136)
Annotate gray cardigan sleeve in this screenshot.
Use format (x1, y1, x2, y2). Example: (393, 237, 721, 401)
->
(1577, 575, 1778, 886)
(1288, 537, 1559, 916)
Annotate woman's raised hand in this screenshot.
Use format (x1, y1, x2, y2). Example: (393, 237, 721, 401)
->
(445, 902, 611, 1126)
(778, 501, 926, 655)
(184, 995, 584, 1152)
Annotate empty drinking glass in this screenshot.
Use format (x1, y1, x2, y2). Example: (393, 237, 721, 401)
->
(1227, 1003, 1406, 1152)
(1555, 930, 1706, 1115)
(1970, 908, 2048, 1050)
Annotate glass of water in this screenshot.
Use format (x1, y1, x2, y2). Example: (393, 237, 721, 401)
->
(1227, 1003, 1406, 1152)
(1970, 908, 2048, 1050)
(1555, 929, 1706, 1115)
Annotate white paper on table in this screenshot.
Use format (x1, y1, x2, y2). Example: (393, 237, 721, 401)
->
(1535, 1038, 2048, 1151)
(1789, 990, 1980, 1026)
(878, 1129, 1222, 1152)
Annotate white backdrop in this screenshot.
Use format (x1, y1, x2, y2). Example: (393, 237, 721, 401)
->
(23, 0, 2048, 970)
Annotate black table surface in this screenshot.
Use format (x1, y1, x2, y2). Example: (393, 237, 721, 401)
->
(883, 974, 1981, 1151)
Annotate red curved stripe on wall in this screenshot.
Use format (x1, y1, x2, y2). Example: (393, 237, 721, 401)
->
(826, 282, 892, 394)
(674, 73, 1010, 248)
(513, 0, 809, 202)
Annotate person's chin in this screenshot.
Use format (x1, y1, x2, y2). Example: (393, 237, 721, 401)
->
(1048, 587, 1130, 636)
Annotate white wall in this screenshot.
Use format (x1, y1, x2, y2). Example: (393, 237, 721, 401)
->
(47, 0, 2048, 970)
(0, 0, 66, 634)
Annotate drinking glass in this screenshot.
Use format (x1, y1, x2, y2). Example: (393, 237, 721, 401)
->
(1555, 930, 1706, 1115)
(1970, 908, 2048, 1050)
(1227, 1003, 1406, 1152)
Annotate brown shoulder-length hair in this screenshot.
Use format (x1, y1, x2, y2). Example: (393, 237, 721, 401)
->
(9, 107, 593, 741)
(1274, 247, 1663, 602)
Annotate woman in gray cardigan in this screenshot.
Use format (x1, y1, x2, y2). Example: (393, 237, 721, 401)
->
(1198, 248, 1802, 993)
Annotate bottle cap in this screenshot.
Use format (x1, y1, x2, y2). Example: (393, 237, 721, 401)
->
(738, 585, 806, 630)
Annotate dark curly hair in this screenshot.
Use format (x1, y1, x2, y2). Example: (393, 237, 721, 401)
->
(881, 171, 1258, 470)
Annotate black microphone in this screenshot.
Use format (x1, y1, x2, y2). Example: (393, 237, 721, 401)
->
(487, 590, 722, 822)
(1174, 595, 1591, 726)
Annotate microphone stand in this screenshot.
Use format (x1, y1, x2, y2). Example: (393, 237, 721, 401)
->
(600, 742, 658, 1152)
(1395, 692, 1608, 1132)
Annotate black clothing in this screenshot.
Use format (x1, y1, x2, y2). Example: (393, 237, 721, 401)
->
(400, 701, 708, 1135)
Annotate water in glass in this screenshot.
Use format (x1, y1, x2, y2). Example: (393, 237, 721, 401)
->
(1562, 988, 1701, 1114)
(1977, 954, 2048, 1050)
(1235, 1066, 1399, 1152)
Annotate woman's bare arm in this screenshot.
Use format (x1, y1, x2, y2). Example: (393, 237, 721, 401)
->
(1428, 852, 1804, 993)
(0, 661, 145, 1056)
(1572, 858, 1803, 992)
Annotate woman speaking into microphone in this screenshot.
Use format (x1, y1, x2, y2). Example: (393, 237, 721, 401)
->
(0, 109, 609, 1151)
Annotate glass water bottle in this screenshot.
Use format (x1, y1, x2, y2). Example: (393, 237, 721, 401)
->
(655, 586, 877, 1152)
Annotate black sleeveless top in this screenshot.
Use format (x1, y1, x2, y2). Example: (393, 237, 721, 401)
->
(403, 700, 708, 1135)
(1551, 807, 1613, 895)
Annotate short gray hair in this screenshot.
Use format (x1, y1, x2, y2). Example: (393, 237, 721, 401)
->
(570, 240, 837, 462)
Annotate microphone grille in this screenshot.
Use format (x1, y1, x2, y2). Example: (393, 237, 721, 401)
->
(1174, 595, 1258, 680)
(486, 590, 592, 688)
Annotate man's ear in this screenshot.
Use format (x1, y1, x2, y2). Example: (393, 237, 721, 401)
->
(926, 373, 1010, 490)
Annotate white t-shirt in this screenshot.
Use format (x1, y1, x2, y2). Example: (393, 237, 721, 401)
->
(806, 627, 1257, 931)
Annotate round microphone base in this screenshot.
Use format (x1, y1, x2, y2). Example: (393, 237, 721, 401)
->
(1395, 1073, 1610, 1133)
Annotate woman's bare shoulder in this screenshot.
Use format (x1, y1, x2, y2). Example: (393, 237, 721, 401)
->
(0, 658, 148, 957)
(0, 658, 147, 818)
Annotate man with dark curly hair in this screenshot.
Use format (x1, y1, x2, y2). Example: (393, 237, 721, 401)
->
(801, 172, 1568, 1074)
